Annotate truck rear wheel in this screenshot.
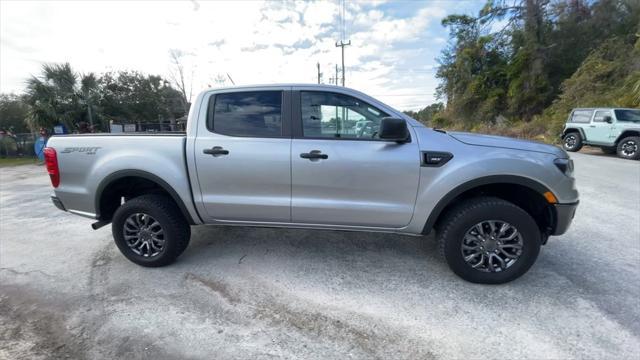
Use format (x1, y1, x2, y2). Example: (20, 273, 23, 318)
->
(112, 194, 190, 267)
(616, 136, 640, 160)
(562, 132, 583, 152)
(437, 197, 541, 284)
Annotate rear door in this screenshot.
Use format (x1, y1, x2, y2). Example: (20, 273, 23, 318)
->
(193, 88, 292, 222)
(290, 89, 420, 228)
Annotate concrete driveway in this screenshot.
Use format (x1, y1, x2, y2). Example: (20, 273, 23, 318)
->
(1, 151, 639, 359)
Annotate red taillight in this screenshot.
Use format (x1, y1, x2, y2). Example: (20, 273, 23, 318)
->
(44, 147, 60, 188)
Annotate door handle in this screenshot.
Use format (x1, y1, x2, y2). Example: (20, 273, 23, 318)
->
(203, 146, 229, 156)
(589, 125, 596, 127)
(300, 150, 328, 160)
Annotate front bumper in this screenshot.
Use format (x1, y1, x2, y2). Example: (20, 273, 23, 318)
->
(551, 201, 579, 235)
(51, 196, 66, 211)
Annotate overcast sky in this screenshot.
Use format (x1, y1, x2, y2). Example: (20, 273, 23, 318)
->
(0, 0, 483, 110)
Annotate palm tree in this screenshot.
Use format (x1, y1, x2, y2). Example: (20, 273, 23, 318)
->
(79, 72, 99, 128)
(24, 63, 88, 131)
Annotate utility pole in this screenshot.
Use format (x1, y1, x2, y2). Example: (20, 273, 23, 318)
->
(317, 62, 321, 84)
(335, 64, 339, 86)
(335, 40, 350, 86)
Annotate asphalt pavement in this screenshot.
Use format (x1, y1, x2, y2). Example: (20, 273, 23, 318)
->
(1, 150, 639, 359)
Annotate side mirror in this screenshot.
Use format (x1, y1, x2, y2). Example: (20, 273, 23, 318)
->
(378, 117, 409, 143)
(604, 116, 613, 123)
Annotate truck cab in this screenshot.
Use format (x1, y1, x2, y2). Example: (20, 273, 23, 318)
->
(562, 108, 640, 160)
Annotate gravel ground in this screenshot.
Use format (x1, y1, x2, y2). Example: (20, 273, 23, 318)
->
(1, 151, 639, 359)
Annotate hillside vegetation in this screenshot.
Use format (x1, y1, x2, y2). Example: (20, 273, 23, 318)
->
(415, 0, 640, 142)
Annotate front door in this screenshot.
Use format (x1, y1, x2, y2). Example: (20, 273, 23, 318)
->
(194, 89, 292, 222)
(290, 90, 420, 228)
(588, 109, 615, 144)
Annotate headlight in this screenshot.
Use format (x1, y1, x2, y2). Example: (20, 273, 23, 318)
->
(554, 158, 574, 176)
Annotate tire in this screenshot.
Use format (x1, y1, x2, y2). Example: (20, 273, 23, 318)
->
(562, 132, 583, 152)
(601, 146, 616, 155)
(616, 136, 640, 160)
(112, 194, 190, 267)
(437, 197, 541, 284)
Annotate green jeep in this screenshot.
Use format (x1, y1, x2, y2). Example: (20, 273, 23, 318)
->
(562, 108, 640, 160)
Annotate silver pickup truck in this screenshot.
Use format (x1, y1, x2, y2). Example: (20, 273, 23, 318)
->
(45, 84, 578, 284)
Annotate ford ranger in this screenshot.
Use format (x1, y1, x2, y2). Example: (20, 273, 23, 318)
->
(44, 84, 579, 284)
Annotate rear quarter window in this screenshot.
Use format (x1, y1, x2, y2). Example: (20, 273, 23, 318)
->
(614, 109, 640, 122)
(570, 110, 593, 123)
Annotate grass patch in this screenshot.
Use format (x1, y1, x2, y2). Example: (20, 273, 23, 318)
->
(0, 157, 40, 167)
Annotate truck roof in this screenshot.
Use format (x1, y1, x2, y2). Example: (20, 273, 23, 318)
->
(202, 83, 356, 92)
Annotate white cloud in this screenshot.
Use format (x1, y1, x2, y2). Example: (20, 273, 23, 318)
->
(0, 0, 483, 110)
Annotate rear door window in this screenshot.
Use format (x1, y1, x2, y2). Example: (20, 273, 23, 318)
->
(208, 91, 282, 137)
(570, 110, 593, 123)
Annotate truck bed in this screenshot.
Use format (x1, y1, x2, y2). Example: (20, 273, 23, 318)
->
(46, 134, 195, 221)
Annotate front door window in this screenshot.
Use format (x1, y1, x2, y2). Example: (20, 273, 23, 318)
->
(300, 92, 389, 140)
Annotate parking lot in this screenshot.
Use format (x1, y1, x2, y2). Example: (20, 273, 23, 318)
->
(1, 150, 639, 359)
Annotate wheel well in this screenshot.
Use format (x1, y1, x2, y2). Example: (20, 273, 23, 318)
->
(430, 183, 554, 239)
(616, 130, 640, 143)
(563, 128, 582, 137)
(97, 175, 193, 224)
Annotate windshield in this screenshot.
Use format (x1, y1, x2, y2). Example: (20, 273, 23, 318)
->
(614, 109, 640, 122)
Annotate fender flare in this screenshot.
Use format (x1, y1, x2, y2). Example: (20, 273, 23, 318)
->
(563, 127, 586, 141)
(95, 169, 198, 225)
(421, 175, 554, 234)
(614, 129, 640, 144)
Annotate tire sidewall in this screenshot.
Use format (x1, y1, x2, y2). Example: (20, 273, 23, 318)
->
(563, 132, 582, 152)
(616, 136, 640, 160)
(112, 196, 185, 267)
(443, 202, 541, 284)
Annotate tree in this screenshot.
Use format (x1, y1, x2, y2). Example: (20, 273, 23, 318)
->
(403, 103, 445, 125)
(168, 49, 193, 113)
(79, 73, 99, 128)
(436, 13, 510, 123)
(99, 71, 186, 125)
(0, 94, 30, 133)
(24, 63, 84, 131)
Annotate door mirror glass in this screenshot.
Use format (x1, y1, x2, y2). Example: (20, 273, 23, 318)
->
(378, 117, 409, 142)
(603, 115, 612, 123)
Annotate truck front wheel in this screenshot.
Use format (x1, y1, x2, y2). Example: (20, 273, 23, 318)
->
(437, 197, 541, 284)
(112, 194, 191, 267)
